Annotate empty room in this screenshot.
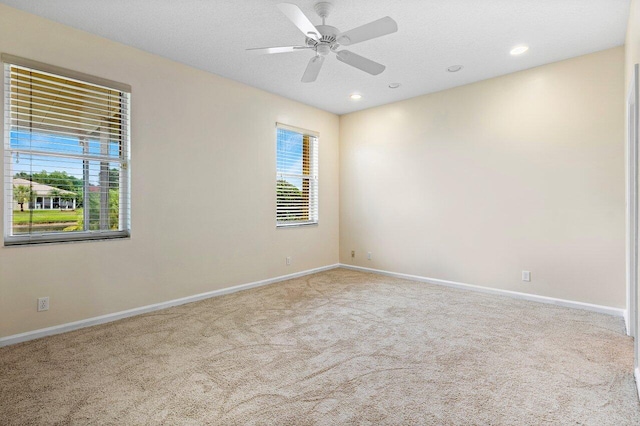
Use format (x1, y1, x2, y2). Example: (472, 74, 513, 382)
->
(1, 0, 640, 424)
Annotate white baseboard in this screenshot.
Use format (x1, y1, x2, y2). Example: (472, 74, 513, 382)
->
(340, 264, 625, 318)
(0, 264, 340, 347)
(1, 263, 625, 347)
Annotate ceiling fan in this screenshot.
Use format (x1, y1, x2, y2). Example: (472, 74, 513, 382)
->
(247, 2, 398, 83)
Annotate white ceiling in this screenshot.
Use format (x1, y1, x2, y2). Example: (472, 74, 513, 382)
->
(1, 0, 630, 115)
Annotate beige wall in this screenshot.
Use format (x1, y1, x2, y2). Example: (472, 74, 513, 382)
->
(340, 47, 625, 308)
(0, 4, 340, 338)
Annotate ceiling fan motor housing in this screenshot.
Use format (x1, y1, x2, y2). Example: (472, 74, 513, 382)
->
(306, 25, 339, 54)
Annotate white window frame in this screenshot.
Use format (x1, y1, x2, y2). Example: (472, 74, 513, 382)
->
(2, 54, 131, 246)
(276, 123, 319, 227)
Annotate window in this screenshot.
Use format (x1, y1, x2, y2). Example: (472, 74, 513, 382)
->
(276, 124, 318, 226)
(3, 55, 131, 245)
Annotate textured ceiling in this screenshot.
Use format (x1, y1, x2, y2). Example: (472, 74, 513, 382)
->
(0, 0, 630, 115)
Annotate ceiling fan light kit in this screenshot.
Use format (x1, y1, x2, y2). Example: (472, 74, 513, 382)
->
(247, 2, 398, 83)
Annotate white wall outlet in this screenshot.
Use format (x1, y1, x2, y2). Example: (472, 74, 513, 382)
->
(367, 252, 372, 260)
(37, 297, 49, 312)
(351, 250, 355, 258)
(285, 256, 291, 266)
(522, 271, 531, 282)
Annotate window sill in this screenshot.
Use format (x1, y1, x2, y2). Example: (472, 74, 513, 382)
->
(276, 222, 319, 229)
(4, 231, 130, 247)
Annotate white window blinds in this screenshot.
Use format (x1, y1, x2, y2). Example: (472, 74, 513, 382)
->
(3, 56, 131, 245)
(276, 124, 318, 226)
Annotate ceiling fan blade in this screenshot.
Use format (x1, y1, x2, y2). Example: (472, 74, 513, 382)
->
(277, 3, 320, 41)
(336, 50, 385, 75)
(337, 17, 398, 46)
(246, 46, 311, 54)
(301, 56, 325, 83)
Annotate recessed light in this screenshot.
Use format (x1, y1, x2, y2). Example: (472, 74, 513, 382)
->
(510, 45, 529, 55)
(350, 93, 362, 100)
(447, 65, 463, 73)
(388, 83, 401, 89)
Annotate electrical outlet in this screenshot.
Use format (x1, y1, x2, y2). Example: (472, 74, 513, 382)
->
(522, 271, 531, 282)
(351, 250, 355, 258)
(367, 252, 372, 260)
(37, 297, 49, 312)
(286, 256, 291, 266)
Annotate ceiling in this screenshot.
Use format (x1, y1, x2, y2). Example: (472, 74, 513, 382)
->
(1, 0, 630, 115)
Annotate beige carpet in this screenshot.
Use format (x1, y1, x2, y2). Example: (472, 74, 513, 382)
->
(1, 268, 639, 425)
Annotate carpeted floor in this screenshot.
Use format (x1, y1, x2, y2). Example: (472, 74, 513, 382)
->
(1, 268, 639, 425)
